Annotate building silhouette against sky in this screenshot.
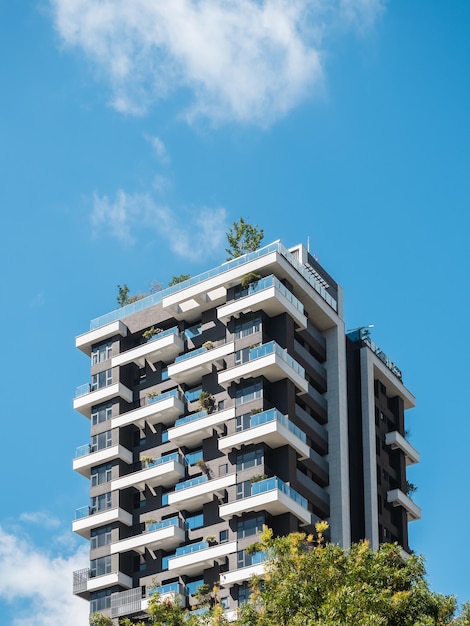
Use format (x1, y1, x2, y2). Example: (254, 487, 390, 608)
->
(72, 240, 420, 621)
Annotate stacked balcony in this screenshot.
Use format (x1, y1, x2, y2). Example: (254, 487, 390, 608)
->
(218, 408, 309, 460)
(218, 342, 308, 394)
(385, 431, 420, 466)
(165, 540, 237, 576)
(111, 516, 185, 555)
(167, 407, 235, 447)
(387, 488, 422, 522)
(167, 473, 237, 512)
(111, 453, 186, 491)
(112, 389, 185, 429)
(219, 477, 312, 526)
(111, 327, 184, 368)
(73, 505, 133, 539)
(73, 566, 133, 597)
(73, 442, 132, 478)
(217, 275, 307, 330)
(168, 341, 234, 384)
(74, 380, 133, 417)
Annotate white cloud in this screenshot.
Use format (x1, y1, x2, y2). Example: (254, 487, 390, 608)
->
(19, 511, 61, 529)
(145, 135, 170, 163)
(91, 189, 228, 260)
(49, 0, 385, 126)
(0, 526, 89, 626)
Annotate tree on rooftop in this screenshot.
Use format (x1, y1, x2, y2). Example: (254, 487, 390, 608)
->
(168, 274, 191, 286)
(226, 217, 264, 261)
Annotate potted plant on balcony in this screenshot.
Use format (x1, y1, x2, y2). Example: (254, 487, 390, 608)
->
(147, 391, 159, 403)
(250, 474, 268, 484)
(141, 455, 154, 468)
(202, 340, 214, 350)
(142, 326, 163, 341)
(241, 272, 261, 290)
(195, 459, 211, 476)
(198, 391, 215, 414)
(204, 535, 217, 545)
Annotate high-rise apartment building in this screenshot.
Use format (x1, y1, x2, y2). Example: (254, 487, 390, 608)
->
(72, 240, 420, 621)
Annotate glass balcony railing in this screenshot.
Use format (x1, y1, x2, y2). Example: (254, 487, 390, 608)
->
(173, 540, 209, 558)
(174, 409, 208, 427)
(174, 346, 208, 364)
(237, 341, 305, 379)
(235, 275, 304, 314)
(147, 452, 182, 468)
(243, 409, 306, 443)
(148, 582, 185, 597)
(147, 388, 183, 405)
(75, 505, 90, 520)
(147, 516, 182, 533)
(75, 383, 91, 398)
(88, 241, 336, 330)
(174, 474, 208, 492)
(146, 326, 179, 343)
(75, 443, 91, 458)
(250, 477, 308, 509)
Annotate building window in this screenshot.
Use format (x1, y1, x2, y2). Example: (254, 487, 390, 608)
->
(219, 463, 228, 476)
(91, 403, 112, 426)
(235, 413, 251, 432)
(235, 381, 262, 406)
(90, 589, 112, 613)
(185, 385, 202, 403)
(220, 596, 230, 610)
(186, 513, 204, 530)
(234, 314, 261, 339)
(91, 492, 112, 514)
(237, 548, 265, 569)
(91, 430, 112, 452)
(237, 515, 264, 539)
(91, 369, 112, 391)
(90, 526, 112, 550)
(90, 555, 112, 578)
(91, 342, 112, 365)
(219, 529, 229, 543)
(91, 463, 113, 486)
(236, 481, 252, 500)
(238, 583, 252, 605)
(236, 446, 263, 471)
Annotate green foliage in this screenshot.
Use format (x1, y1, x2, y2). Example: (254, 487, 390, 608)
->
(226, 217, 264, 260)
(241, 272, 262, 289)
(169, 274, 191, 286)
(199, 391, 215, 414)
(90, 614, 113, 626)
(405, 480, 418, 496)
(116, 283, 146, 307)
(143, 326, 163, 340)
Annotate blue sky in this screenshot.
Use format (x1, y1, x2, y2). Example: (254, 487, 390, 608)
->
(0, 1, 469, 623)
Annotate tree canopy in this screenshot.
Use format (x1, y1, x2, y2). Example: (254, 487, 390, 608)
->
(226, 217, 264, 260)
(92, 523, 469, 626)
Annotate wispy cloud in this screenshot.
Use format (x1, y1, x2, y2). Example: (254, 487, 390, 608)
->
(91, 189, 228, 260)
(19, 511, 61, 530)
(145, 134, 170, 163)
(0, 526, 89, 626)
(49, 0, 385, 126)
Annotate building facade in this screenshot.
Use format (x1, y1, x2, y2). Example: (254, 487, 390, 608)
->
(72, 240, 420, 621)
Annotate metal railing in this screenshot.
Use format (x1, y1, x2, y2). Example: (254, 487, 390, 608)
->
(250, 476, 308, 509)
(242, 408, 306, 443)
(87, 241, 337, 331)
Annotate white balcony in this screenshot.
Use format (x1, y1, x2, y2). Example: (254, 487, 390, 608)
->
(168, 342, 234, 385)
(76, 320, 128, 356)
(88, 571, 133, 593)
(217, 275, 307, 330)
(111, 454, 185, 492)
(385, 431, 420, 466)
(139, 584, 186, 615)
(167, 407, 235, 448)
(218, 342, 308, 394)
(218, 409, 309, 459)
(111, 328, 184, 368)
(74, 382, 133, 417)
(73, 444, 133, 478)
(111, 518, 185, 555)
(73, 507, 133, 539)
(168, 473, 237, 512)
(220, 562, 266, 586)
(387, 488, 422, 521)
(112, 390, 185, 429)
(167, 540, 237, 576)
(219, 477, 312, 526)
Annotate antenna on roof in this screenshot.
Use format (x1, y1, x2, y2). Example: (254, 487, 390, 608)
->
(307, 236, 310, 252)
